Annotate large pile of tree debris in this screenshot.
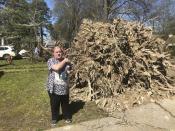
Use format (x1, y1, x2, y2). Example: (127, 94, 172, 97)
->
(69, 19, 175, 112)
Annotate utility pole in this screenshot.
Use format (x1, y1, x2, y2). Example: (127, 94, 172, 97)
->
(1, 37, 4, 46)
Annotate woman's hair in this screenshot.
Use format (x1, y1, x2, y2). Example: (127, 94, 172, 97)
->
(52, 46, 64, 53)
(51, 40, 65, 53)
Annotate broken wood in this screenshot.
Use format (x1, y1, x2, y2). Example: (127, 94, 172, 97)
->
(69, 18, 175, 112)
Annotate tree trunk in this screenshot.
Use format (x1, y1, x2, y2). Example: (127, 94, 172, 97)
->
(103, 0, 111, 20)
(40, 26, 44, 56)
(40, 26, 44, 46)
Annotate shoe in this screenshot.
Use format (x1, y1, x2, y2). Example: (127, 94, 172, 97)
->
(51, 120, 57, 127)
(65, 119, 72, 124)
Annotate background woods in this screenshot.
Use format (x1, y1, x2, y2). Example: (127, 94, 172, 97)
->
(0, 0, 175, 49)
(0, 0, 51, 53)
(52, 0, 175, 42)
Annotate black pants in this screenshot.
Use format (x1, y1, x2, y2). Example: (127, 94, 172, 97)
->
(48, 92, 71, 121)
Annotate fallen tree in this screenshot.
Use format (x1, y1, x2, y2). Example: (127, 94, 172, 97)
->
(68, 19, 175, 112)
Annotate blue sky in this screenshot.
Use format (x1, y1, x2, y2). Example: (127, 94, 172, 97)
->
(44, 0, 54, 10)
(44, 0, 56, 23)
(44, 0, 55, 41)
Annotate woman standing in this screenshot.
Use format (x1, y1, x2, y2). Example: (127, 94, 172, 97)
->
(46, 46, 72, 126)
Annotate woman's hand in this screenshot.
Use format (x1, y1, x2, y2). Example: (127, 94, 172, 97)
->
(64, 58, 70, 63)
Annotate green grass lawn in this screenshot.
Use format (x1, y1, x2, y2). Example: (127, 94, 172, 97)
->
(0, 59, 47, 72)
(0, 60, 107, 131)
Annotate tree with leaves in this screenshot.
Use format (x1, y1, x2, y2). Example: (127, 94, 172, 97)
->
(0, 0, 52, 58)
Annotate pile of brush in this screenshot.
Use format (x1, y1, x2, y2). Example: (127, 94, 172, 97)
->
(68, 19, 175, 112)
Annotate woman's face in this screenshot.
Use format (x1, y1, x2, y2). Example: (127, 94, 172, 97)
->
(53, 47, 63, 60)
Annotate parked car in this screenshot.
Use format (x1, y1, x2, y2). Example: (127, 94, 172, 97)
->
(0, 46, 16, 59)
(18, 49, 30, 58)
